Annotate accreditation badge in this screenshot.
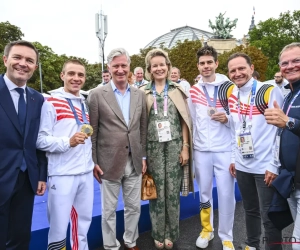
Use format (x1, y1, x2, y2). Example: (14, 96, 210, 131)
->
(156, 121, 172, 142)
(239, 132, 254, 158)
(81, 124, 93, 137)
(207, 107, 217, 117)
(273, 135, 281, 165)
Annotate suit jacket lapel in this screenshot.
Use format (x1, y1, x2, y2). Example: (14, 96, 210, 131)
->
(102, 84, 127, 127)
(0, 75, 22, 135)
(144, 89, 154, 116)
(128, 86, 138, 128)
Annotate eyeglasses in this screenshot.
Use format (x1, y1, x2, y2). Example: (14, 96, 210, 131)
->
(274, 76, 282, 78)
(278, 58, 300, 68)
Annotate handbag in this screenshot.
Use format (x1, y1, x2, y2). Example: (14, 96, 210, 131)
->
(141, 172, 157, 200)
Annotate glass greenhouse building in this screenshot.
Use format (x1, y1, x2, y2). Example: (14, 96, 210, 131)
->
(144, 26, 214, 49)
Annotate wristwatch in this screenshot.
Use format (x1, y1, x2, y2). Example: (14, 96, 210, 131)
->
(286, 117, 295, 130)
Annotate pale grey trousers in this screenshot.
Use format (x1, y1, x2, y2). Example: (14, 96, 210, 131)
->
(100, 155, 142, 250)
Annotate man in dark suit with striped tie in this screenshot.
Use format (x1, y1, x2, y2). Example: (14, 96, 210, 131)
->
(0, 40, 47, 250)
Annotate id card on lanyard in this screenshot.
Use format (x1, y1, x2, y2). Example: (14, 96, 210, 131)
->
(156, 121, 172, 142)
(239, 132, 255, 158)
(152, 82, 172, 142)
(237, 80, 257, 158)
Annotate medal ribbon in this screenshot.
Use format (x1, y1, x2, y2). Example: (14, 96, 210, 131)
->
(66, 98, 89, 125)
(237, 79, 257, 129)
(202, 85, 218, 107)
(152, 82, 169, 117)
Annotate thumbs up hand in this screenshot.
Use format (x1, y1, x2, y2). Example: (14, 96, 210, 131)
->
(273, 100, 280, 109)
(264, 100, 288, 128)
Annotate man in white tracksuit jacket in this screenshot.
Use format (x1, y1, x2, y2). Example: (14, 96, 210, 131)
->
(227, 53, 283, 250)
(188, 46, 236, 250)
(37, 59, 94, 250)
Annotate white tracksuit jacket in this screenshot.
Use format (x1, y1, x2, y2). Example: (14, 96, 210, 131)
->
(229, 78, 284, 174)
(36, 87, 94, 176)
(188, 73, 234, 152)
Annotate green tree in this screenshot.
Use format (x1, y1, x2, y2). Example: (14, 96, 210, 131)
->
(168, 39, 202, 84)
(27, 42, 66, 92)
(0, 21, 24, 53)
(217, 45, 268, 81)
(130, 41, 202, 84)
(130, 46, 156, 74)
(249, 10, 300, 79)
(84, 63, 102, 90)
(0, 21, 24, 73)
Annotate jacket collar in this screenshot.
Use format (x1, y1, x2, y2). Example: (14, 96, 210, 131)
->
(237, 77, 255, 93)
(285, 79, 300, 92)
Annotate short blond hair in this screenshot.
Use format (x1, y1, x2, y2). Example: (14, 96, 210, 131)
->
(145, 48, 172, 81)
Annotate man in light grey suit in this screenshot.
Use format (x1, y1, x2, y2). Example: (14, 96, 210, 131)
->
(88, 48, 147, 250)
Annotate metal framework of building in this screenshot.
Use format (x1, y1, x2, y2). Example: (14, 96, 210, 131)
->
(144, 25, 214, 49)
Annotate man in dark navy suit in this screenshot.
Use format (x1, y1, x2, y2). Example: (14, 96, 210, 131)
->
(0, 40, 47, 250)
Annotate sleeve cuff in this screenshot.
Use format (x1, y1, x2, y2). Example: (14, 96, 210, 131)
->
(63, 137, 71, 151)
(267, 164, 280, 175)
(231, 157, 235, 164)
(224, 115, 230, 127)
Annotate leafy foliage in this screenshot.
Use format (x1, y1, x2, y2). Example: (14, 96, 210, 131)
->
(0, 21, 24, 73)
(217, 45, 268, 81)
(168, 40, 202, 84)
(0, 21, 24, 53)
(130, 46, 156, 74)
(130, 40, 202, 85)
(249, 10, 300, 79)
(84, 63, 102, 90)
(28, 42, 66, 92)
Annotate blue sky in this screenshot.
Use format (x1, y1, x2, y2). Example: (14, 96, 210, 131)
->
(2, 0, 298, 64)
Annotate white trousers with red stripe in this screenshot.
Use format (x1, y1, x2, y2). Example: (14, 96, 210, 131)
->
(47, 171, 94, 250)
(194, 150, 236, 241)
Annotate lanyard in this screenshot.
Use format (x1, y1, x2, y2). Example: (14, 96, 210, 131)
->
(66, 98, 89, 125)
(277, 89, 300, 136)
(237, 80, 257, 130)
(152, 82, 168, 116)
(202, 85, 218, 107)
(282, 89, 300, 116)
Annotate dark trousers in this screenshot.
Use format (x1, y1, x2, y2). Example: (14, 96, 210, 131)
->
(0, 170, 35, 250)
(236, 170, 282, 250)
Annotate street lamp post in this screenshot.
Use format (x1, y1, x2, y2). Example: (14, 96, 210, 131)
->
(95, 10, 108, 72)
(39, 61, 43, 93)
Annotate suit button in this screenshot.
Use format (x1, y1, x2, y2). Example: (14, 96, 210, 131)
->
(125, 146, 129, 148)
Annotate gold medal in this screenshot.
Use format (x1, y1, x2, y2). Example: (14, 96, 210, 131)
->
(207, 107, 217, 117)
(81, 124, 93, 137)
